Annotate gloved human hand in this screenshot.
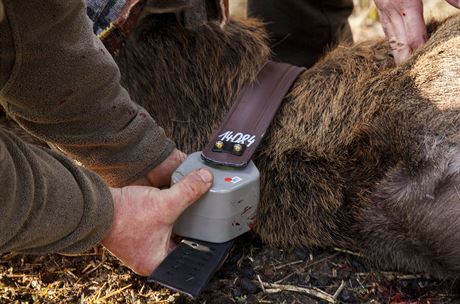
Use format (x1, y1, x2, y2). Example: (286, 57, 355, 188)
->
(131, 148, 186, 188)
(103, 168, 213, 276)
(374, 0, 460, 64)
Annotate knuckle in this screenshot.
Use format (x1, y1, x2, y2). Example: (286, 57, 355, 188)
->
(181, 175, 205, 199)
(389, 38, 406, 51)
(171, 150, 187, 164)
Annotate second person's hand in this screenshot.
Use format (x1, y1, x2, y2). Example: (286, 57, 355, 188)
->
(374, 0, 426, 65)
(375, 0, 460, 65)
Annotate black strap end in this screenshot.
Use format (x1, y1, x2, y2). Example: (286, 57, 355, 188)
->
(147, 238, 234, 298)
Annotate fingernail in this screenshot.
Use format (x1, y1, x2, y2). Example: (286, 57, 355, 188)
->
(197, 168, 213, 183)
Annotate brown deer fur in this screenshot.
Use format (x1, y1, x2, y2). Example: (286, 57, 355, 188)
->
(1, 14, 458, 277)
(114, 14, 460, 277)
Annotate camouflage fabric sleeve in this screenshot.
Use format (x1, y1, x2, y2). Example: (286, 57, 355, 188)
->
(87, 0, 128, 35)
(0, 128, 113, 254)
(0, 0, 175, 187)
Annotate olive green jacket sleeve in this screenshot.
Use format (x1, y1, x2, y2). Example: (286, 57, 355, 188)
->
(0, 0, 175, 187)
(0, 128, 113, 254)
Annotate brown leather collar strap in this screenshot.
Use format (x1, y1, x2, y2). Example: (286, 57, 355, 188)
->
(202, 61, 305, 167)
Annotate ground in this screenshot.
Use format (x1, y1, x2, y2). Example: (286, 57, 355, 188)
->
(1, 1, 459, 303)
(1, 233, 459, 303)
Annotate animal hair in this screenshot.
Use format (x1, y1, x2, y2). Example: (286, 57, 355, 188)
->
(115, 13, 460, 277)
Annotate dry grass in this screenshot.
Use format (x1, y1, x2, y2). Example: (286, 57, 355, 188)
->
(2, 237, 459, 303)
(0, 248, 183, 303)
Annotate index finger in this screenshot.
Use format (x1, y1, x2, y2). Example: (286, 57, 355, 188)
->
(376, 0, 426, 64)
(378, 9, 411, 64)
(400, 1, 427, 53)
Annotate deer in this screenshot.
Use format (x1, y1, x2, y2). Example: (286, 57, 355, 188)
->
(0, 3, 458, 278)
(113, 9, 460, 278)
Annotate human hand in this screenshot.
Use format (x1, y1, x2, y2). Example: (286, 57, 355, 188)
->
(374, 0, 460, 65)
(103, 168, 213, 276)
(131, 148, 186, 188)
(374, 0, 426, 65)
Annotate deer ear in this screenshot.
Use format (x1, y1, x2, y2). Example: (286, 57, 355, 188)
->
(206, 0, 229, 26)
(144, 0, 193, 13)
(180, 0, 229, 28)
(143, 0, 229, 28)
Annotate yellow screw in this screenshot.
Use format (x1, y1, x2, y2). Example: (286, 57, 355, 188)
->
(215, 141, 224, 149)
(233, 144, 243, 153)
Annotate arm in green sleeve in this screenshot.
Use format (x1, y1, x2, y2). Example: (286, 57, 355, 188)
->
(0, 128, 113, 254)
(0, 0, 174, 187)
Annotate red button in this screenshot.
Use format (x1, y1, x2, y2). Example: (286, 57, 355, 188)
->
(224, 177, 233, 182)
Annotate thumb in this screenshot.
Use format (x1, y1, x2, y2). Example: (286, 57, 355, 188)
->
(159, 168, 213, 224)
